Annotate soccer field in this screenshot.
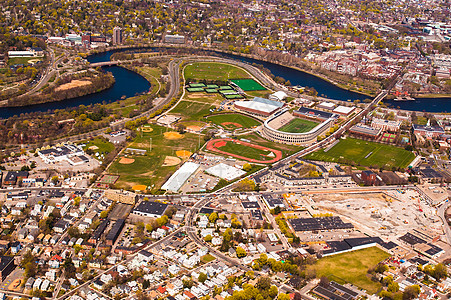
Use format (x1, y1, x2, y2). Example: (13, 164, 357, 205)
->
(278, 118, 319, 133)
(184, 62, 250, 81)
(305, 137, 415, 168)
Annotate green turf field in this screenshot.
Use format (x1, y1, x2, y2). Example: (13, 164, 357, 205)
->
(305, 137, 415, 168)
(184, 62, 250, 81)
(170, 100, 215, 120)
(108, 124, 203, 191)
(206, 113, 261, 129)
(217, 140, 272, 161)
(230, 79, 266, 91)
(278, 118, 319, 133)
(309, 247, 390, 294)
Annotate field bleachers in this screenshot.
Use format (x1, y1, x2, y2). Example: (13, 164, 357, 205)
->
(268, 111, 295, 130)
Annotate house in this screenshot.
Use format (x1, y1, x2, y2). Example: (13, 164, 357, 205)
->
(49, 255, 63, 268)
(25, 277, 35, 290)
(54, 219, 70, 233)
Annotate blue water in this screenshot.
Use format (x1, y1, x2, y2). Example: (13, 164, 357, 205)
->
(0, 65, 151, 119)
(384, 97, 451, 113)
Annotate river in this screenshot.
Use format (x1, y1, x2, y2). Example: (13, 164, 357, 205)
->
(1, 47, 449, 118)
(0, 64, 151, 119)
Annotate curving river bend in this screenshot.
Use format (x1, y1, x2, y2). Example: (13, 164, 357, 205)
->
(0, 47, 449, 119)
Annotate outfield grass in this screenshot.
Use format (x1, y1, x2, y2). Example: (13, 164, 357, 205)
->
(170, 100, 215, 121)
(305, 137, 415, 169)
(108, 124, 203, 191)
(184, 62, 250, 81)
(310, 247, 390, 294)
(217, 140, 273, 161)
(278, 118, 319, 133)
(206, 113, 261, 129)
(238, 133, 301, 158)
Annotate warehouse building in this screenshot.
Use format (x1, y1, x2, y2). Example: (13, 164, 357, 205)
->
(131, 201, 168, 219)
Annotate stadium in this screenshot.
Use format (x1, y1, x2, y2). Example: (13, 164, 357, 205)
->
(261, 107, 338, 145)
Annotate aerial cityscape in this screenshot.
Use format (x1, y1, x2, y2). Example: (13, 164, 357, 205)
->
(0, 0, 451, 300)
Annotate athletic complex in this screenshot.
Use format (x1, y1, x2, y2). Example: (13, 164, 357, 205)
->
(261, 108, 338, 145)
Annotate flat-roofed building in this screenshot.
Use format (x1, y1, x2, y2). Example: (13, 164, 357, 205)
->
(104, 190, 137, 205)
(371, 118, 401, 132)
(349, 124, 381, 138)
(234, 97, 284, 117)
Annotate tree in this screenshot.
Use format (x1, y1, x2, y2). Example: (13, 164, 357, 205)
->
(204, 234, 213, 242)
(388, 282, 399, 293)
(183, 279, 194, 289)
(51, 175, 59, 185)
(63, 258, 76, 278)
(433, 263, 447, 279)
(208, 212, 218, 223)
(100, 210, 109, 219)
(74, 196, 81, 206)
(236, 247, 247, 258)
(243, 163, 252, 172)
(256, 276, 271, 290)
(198, 272, 207, 283)
(403, 285, 421, 300)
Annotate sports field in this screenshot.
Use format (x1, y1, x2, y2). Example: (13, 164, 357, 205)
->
(98, 174, 120, 184)
(309, 247, 390, 294)
(305, 137, 415, 168)
(170, 100, 215, 121)
(206, 138, 282, 163)
(108, 124, 202, 191)
(206, 113, 261, 129)
(184, 62, 250, 81)
(230, 79, 265, 91)
(278, 118, 319, 133)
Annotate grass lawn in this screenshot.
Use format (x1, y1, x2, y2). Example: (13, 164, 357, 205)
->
(108, 124, 203, 191)
(170, 100, 215, 121)
(309, 247, 390, 294)
(246, 90, 271, 98)
(137, 66, 164, 95)
(278, 118, 319, 133)
(8, 57, 41, 65)
(305, 137, 415, 169)
(185, 92, 224, 104)
(206, 113, 261, 129)
(201, 254, 216, 263)
(81, 138, 115, 154)
(217, 140, 273, 161)
(184, 62, 250, 81)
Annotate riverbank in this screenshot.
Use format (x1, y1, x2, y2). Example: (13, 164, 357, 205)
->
(3, 71, 115, 108)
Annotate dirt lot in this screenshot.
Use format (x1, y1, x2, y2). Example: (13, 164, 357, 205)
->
(55, 79, 92, 91)
(311, 190, 443, 238)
